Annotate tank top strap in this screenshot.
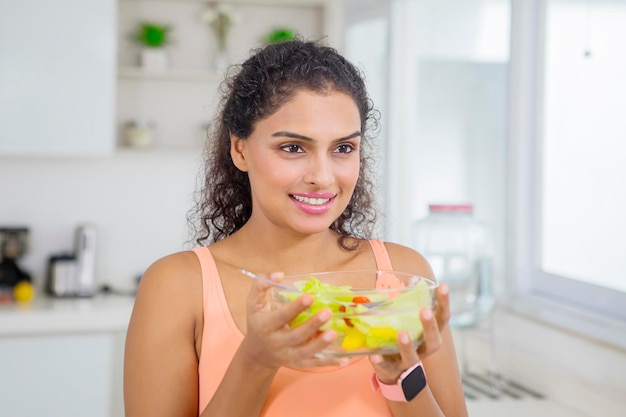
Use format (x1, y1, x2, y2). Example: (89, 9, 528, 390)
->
(192, 247, 219, 314)
(193, 246, 243, 412)
(367, 239, 393, 270)
(368, 239, 404, 289)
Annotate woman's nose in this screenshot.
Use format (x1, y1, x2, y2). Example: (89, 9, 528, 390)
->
(304, 155, 333, 187)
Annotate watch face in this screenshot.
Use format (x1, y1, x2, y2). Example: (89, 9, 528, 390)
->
(401, 364, 427, 401)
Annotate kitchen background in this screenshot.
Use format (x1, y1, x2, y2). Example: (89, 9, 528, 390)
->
(1, 0, 625, 416)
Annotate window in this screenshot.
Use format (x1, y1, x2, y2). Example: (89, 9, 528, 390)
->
(510, 0, 626, 346)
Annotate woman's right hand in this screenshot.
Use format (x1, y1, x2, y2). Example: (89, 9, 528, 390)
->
(239, 272, 349, 370)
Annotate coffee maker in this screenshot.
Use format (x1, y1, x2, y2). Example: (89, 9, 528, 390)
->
(0, 227, 32, 289)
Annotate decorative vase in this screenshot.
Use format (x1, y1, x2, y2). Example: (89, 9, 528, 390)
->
(123, 121, 155, 148)
(140, 48, 168, 71)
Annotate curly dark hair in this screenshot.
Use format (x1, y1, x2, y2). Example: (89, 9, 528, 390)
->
(189, 39, 380, 250)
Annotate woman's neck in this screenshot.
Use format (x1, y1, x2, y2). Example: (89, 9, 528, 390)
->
(220, 225, 350, 274)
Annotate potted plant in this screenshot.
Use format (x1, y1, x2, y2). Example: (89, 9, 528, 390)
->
(133, 22, 172, 71)
(264, 27, 298, 44)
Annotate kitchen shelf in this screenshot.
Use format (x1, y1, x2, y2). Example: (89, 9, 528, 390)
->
(116, 0, 338, 153)
(117, 66, 222, 82)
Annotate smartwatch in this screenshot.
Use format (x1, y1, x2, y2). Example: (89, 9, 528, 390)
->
(370, 361, 427, 402)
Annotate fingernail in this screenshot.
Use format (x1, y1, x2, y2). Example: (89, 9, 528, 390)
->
(370, 354, 382, 364)
(440, 283, 449, 295)
(318, 310, 330, 321)
(400, 332, 410, 344)
(302, 295, 313, 306)
(322, 331, 335, 342)
(339, 358, 349, 366)
(422, 308, 433, 320)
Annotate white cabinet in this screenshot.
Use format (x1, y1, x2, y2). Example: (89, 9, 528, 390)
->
(116, 0, 341, 151)
(0, 0, 116, 156)
(0, 296, 133, 417)
(0, 333, 124, 417)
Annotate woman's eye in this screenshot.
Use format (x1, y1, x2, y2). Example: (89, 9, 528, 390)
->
(280, 144, 303, 153)
(335, 144, 355, 154)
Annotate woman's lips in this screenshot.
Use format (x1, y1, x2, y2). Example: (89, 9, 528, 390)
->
(290, 193, 336, 214)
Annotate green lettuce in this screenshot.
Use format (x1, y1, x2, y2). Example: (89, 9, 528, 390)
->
(284, 276, 432, 350)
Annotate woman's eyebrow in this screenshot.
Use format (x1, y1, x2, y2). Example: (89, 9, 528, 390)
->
(271, 131, 362, 142)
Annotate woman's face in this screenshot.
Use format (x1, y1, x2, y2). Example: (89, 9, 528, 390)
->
(231, 89, 362, 236)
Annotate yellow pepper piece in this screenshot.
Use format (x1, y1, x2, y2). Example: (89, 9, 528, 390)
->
(341, 328, 366, 350)
(369, 328, 398, 339)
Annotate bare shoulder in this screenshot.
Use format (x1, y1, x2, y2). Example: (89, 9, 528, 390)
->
(136, 251, 202, 302)
(130, 250, 203, 334)
(382, 241, 435, 279)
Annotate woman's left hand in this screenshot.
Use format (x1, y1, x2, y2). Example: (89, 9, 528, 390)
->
(417, 281, 450, 358)
(369, 282, 450, 383)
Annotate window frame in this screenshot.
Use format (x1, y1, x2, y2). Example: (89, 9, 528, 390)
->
(507, 0, 626, 349)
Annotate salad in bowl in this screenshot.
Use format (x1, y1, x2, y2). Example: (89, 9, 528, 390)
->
(264, 270, 438, 358)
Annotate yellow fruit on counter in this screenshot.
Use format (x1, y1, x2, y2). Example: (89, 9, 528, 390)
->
(13, 281, 35, 303)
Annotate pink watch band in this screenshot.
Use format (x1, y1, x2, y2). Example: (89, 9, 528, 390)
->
(370, 361, 423, 403)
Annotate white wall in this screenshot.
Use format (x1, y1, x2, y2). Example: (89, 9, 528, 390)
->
(0, 151, 201, 291)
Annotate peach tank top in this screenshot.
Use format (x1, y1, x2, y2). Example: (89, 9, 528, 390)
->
(193, 240, 394, 416)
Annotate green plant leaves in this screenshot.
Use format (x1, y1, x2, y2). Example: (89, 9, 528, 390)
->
(265, 27, 297, 44)
(136, 22, 170, 48)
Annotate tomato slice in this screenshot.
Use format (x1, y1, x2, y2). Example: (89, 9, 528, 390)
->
(338, 305, 353, 327)
(351, 296, 370, 304)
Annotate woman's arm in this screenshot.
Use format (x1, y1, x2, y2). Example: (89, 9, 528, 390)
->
(124, 252, 204, 417)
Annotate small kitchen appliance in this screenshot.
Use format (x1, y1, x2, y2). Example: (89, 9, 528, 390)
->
(0, 227, 32, 289)
(46, 224, 97, 297)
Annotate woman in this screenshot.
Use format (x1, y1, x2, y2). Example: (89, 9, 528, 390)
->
(124, 39, 468, 417)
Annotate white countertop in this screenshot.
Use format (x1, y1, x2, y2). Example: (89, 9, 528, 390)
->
(0, 294, 135, 337)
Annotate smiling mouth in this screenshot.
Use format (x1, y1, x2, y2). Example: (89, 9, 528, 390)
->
(291, 195, 332, 205)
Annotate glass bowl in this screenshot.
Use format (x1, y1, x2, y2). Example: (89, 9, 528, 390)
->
(269, 270, 438, 358)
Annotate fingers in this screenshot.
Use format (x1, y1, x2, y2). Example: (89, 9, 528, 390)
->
(283, 306, 333, 343)
(434, 282, 451, 330)
(244, 272, 350, 368)
(273, 303, 347, 368)
(417, 306, 442, 358)
(275, 292, 314, 321)
(397, 331, 419, 362)
(246, 272, 284, 313)
(257, 281, 338, 349)
(369, 331, 419, 384)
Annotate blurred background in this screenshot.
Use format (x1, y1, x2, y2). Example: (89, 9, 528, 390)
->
(0, 0, 625, 416)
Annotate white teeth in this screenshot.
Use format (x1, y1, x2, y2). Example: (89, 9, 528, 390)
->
(292, 195, 330, 205)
